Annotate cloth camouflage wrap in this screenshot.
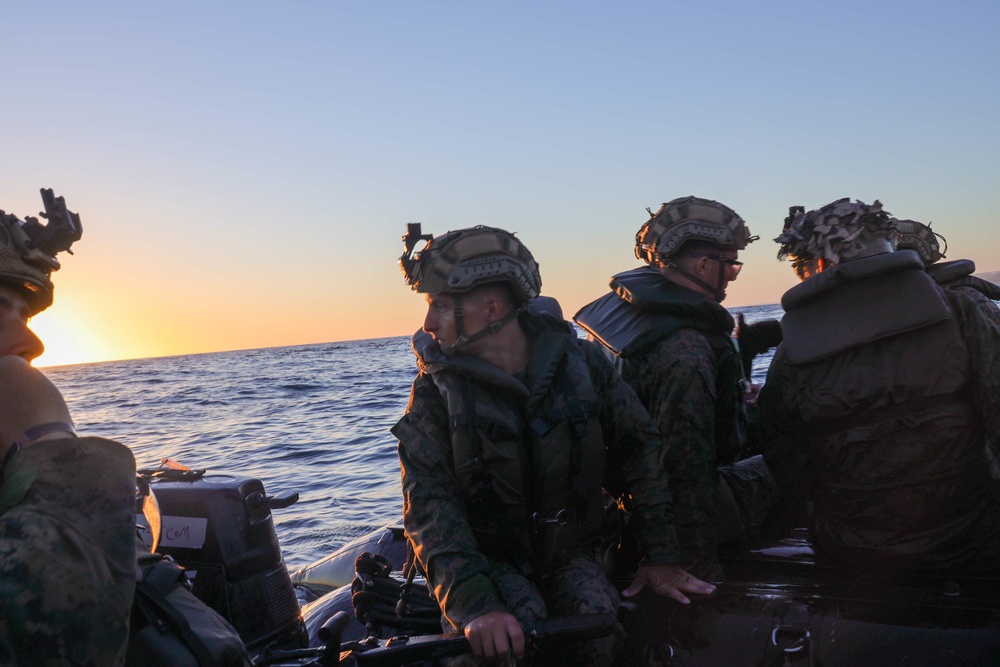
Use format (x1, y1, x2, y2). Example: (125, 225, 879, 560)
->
(776, 198, 896, 264)
(760, 251, 1000, 574)
(895, 219, 946, 265)
(0, 190, 82, 315)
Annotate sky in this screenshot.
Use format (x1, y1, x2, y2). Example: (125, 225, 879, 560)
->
(3, 0, 998, 367)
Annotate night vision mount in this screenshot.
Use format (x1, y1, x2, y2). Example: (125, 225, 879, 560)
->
(399, 222, 433, 284)
(0, 188, 83, 260)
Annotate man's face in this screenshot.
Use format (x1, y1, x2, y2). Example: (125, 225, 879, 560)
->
(791, 257, 827, 281)
(422, 291, 489, 356)
(669, 247, 742, 302)
(0, 285, 44, 361)
(714, 248, 741, 301)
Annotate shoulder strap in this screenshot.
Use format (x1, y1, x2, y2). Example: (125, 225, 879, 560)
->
(135, 558, 221, 667)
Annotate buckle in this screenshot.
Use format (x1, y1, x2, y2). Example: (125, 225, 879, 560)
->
(531, 509, 570, 533)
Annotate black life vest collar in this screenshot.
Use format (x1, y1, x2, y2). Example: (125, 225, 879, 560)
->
(611, 266, 734, 329)
(782, 250, 924, 311)
(928, 259, 976, 285)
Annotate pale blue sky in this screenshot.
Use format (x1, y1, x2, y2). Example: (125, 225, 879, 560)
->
(3, 0, 998, 363)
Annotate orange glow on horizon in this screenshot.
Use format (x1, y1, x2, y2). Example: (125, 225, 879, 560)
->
(30, 305, 121, 368)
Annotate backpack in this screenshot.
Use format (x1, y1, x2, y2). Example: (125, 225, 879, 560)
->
(126, 551, 253, 667)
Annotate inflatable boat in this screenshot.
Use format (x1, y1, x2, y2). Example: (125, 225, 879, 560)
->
(144, 467, 1000, 666)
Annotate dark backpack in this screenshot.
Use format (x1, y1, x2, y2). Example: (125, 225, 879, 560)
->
(126, 552, 253, 667)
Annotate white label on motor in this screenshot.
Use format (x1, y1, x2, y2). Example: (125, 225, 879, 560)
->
(160, 515, 209, 549)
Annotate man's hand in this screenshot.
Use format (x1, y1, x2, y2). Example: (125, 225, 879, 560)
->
(743, 381, 763, 407)
(621, 563, 716, 605)
(0, 356, 72, 461)
(464, 610, 525, 661)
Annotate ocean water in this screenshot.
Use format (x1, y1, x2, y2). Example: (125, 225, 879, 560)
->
(45, 304, 782, 571)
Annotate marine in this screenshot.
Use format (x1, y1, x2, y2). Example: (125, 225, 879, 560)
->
(759, 198, 1000, 574)
(0, 190, 138, 666)
(574, 197, 779, 581)
(392, 223, 714, 664)
(894, 217, 1000, 325)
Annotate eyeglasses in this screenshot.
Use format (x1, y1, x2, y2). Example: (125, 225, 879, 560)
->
(682, 254, 743, 275)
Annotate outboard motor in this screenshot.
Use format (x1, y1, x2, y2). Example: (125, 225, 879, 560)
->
(139, 469, 306, 653)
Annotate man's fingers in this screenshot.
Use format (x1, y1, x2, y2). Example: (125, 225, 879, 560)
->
(465, 612, 523, 660)
(508, 621, 526, 658)
(483, 633, 500, 659)
(620, 580, 644, 599)
(675, 572, 716, 595)
(655, 584, 691, 605)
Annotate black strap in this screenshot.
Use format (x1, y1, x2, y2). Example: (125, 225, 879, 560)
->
(442, 303, 525, 355)
(455, 377, 539, 579)
(555, 367, 590, 524)
(666, 261, 725, 302)
(135, 560, 220, 667)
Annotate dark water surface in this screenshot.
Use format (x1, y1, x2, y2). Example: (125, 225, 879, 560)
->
(46, 304, 781, 570)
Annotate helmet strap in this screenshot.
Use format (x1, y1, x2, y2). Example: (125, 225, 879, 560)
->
(666, 259, 727, 302)
(441, 297, 526, 355)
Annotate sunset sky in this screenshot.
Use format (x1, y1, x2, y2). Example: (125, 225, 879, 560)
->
(4, 1, 998, 367)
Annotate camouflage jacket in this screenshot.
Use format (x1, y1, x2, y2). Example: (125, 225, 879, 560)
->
(760, 254, 1000, 572)
(575, 269, 746, 581)
(0, 437, 137, 666)
(393, 313, 680, 627)
(926, 259, 1000, 326)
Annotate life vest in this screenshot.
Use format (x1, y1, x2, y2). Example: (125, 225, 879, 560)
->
(777, 250, 994, 571)
(412, 315, 610, 575)
(926, 259, 1000, 305)
(574, 266, 747, 463)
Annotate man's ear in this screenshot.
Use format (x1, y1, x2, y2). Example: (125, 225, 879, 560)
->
(690, 255, 711, 278)
(483, 294, 504, 323)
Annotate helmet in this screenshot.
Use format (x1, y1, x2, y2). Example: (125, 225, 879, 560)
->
(894, 219, 946, 265)
(775, 198, 895, 264)
(0, 189, 82, 315)
(635, 196, 756, 264)
(399, 224, 541, 304)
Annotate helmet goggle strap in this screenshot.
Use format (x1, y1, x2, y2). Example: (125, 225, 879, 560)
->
(664, 255, 728, 302)
(441, 293, 525, 355)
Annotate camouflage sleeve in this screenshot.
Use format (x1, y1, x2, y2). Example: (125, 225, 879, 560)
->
(944, 289, 1000, 440)
(629, 330, 722, 577)
(580, 340, 680, 566)
(392, 375, 506, 629)
(951, 283, 1000, 327)
(953, 275, 1000, 304)
(0, 437, 137, 667)
(758, 346, 816, 500)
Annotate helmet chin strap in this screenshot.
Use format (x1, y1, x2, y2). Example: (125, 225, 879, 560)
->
(666, 260, 727, 302)
(440, 294, 525, 355)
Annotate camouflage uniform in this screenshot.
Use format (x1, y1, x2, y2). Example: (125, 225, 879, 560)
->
(575, 269, 756, 582)
(760, 250, 1000, 573)
(393, 312, 679, 664)
(894, 218, 1000, 326)
(0, 437, 137, 666)
(926, 264, 1000, 327)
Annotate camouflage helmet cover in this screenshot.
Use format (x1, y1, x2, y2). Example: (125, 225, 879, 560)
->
(635, 196, 756, 264)
(0, 189, 82, 315)
(775, 198, 896, 264)
(894, 219, 946, 265)
(399, 224, 541, 304)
